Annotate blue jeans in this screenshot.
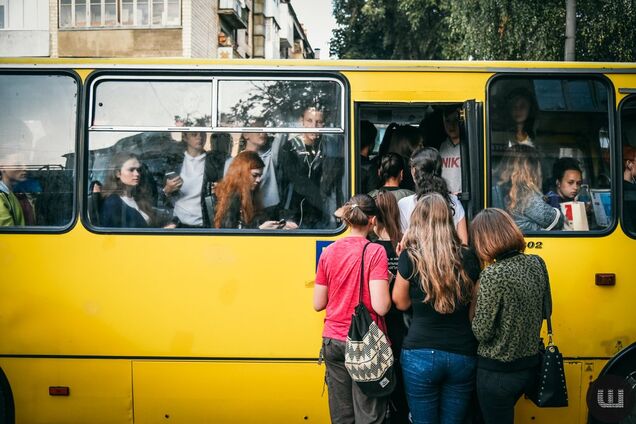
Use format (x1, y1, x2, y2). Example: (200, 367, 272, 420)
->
(401, 348, 476, 424)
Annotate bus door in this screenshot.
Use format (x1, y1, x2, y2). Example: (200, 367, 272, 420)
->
(355, 100, 484, 221)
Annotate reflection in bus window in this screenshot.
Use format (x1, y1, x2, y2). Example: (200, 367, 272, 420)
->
(0, 74, 77, 228)
(621, 97, 636, 234)
(489, 77, 611, 233)
(88, 77, 346, 231)
(217, 79, 343, 129)
(92, 80, 212, 128)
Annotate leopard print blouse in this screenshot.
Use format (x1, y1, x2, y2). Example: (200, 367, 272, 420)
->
(472, 253, 550, 362)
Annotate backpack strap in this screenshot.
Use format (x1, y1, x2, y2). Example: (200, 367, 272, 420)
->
(358, 242, 373, 304)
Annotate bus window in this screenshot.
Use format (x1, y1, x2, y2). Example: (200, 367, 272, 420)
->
(87, 75, 346, 232)
(0, 73, 77, 229)
(621, 96, 636, 235)
(91, 79, 213, 128)
(488, 77, 612, 233)
(216, 79, 343, 130)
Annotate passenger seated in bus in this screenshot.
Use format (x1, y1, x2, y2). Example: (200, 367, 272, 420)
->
(100, 152, 156, 228)
(0, 152, 27, 226)
(505, 88, 536, 147)
(214, 151, 297, 230)
(378, 123, 424, 191)
(398, 147, 468, 245)
(162, 131, 225, 228)
(623, 145, 636, 231)
(439, 107, 463, 195)
(277, 105, 329, 228)
(545, 157, 583, 207)
(367, 152, 414, 202)
(224, 124, 282, 218)
(359, 120, 380, 193)
(496, 144, 563, 232)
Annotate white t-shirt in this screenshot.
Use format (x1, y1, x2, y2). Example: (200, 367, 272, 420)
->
(120, 195, 150, 224)
(398, 193, 465, 233)
(173, 152, 206, 226)
(439, 138, 462, 194)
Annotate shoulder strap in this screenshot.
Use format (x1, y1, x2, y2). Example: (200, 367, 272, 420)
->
(358, 242, 373, 303)
(534, 255, 554, 342)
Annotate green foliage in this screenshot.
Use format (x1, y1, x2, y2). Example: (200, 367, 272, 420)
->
(330, 0, 636, 61)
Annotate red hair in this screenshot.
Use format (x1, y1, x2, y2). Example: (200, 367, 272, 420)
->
(214, 151, 264, 228)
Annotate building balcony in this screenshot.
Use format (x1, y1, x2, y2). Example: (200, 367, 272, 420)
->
(218, 0, 248, 29)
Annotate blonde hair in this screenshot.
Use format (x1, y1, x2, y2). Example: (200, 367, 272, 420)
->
(470, 208, 526, 264)
(403, 193, 472, 314)
(498, 144, 542, 212)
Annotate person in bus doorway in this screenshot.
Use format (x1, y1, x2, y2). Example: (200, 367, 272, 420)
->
(314, 194, 391, 424)
(470, 208, 550, 424)
(373, 190, 410, 423)
(162, 131, 224, 228)
(378, 124, 424, 192)
(214, 150, 295, 230)
(439, 107, 463, 195)
(367, 153, 414, 202)
(398, 147, 468, 245)
(100, 152, 156, 228)
(622, 145, 636, 231)
(495, 144, 563, 232)
(0, 152, 27, 226)
(359, 120, 381, 193)
(545, 157, 583, 207)
(392, 193, 481, 424)
(278, 105, 330, 228)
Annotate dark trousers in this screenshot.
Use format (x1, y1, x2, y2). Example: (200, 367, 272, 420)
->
(323, 337, 388, 424)
(475, 367, 537, 424)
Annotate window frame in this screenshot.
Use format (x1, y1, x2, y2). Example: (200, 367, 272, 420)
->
(0, 69, 82, 235)
(485, 72, 616, 238)
(58, 0, 181, 29)
(0, 0, 7, 29)
(83, 69, 350, 236)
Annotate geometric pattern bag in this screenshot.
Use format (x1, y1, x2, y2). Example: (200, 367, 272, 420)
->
(527, 256, 569, 408)
(344, 242, 396, 398)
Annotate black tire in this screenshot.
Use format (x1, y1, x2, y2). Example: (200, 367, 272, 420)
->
(0, 368, 14, 424)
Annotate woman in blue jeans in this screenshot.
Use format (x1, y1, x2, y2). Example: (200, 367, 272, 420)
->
(393, 193, 481, 424)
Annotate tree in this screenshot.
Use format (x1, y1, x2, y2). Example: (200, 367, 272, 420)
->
(330, 0, 448, 59)
(330, 0, 636, 61)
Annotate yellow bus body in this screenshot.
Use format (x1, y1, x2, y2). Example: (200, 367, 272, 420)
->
(0, 58, 634, 423)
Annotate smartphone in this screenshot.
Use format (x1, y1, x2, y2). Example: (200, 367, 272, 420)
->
(165, 171, 178, 180)
(277, 219, 286, 228)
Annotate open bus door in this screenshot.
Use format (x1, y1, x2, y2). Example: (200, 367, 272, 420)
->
(459, 99, 485, 220)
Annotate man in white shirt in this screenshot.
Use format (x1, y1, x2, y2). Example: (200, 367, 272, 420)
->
(163, 132, 207, 227)
(439, 107, 463, 195)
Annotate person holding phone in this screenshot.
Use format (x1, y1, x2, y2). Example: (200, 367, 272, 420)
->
(162, 131, 225, 227)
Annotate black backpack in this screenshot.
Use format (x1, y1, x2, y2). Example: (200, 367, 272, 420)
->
(344, 242, 396, 398)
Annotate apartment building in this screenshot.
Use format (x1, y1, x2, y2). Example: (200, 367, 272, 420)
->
(0, 0, 314, 59)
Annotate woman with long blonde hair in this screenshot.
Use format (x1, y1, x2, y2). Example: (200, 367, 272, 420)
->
(392, 193, 481, 424)
(495, 144, 562, 232)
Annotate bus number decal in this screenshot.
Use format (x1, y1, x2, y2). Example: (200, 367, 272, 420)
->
(526, 241, 543, 249)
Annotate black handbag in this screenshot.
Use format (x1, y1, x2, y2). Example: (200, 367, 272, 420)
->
(527, 256, 568, 408)
(344, 242, 396, 398)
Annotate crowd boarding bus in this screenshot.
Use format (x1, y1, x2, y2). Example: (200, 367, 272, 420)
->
(0, 58, 635, 424)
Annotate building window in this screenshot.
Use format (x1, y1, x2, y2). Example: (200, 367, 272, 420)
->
(59, 0, 180, 28)
(0, 0, 6, 29)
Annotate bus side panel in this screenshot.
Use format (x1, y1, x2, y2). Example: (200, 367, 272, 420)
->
(132, 361, 329, 423)
(514, 360, 582, 423)
(0, 358, 132, 424)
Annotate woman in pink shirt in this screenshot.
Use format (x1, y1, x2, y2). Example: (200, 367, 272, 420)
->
(313, 193, 391, 424)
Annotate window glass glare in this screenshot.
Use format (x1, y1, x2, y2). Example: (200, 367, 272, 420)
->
(93, 80, 213, 128)
(489, 77, 611, 233)
(217, 80, 343, 129)
(0, 74, 77, 228)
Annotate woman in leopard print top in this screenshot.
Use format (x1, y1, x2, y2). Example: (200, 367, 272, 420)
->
(470, 208, 550, 424)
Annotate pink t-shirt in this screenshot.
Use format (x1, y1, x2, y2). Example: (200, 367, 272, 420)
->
(315, 236, 389, 341)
